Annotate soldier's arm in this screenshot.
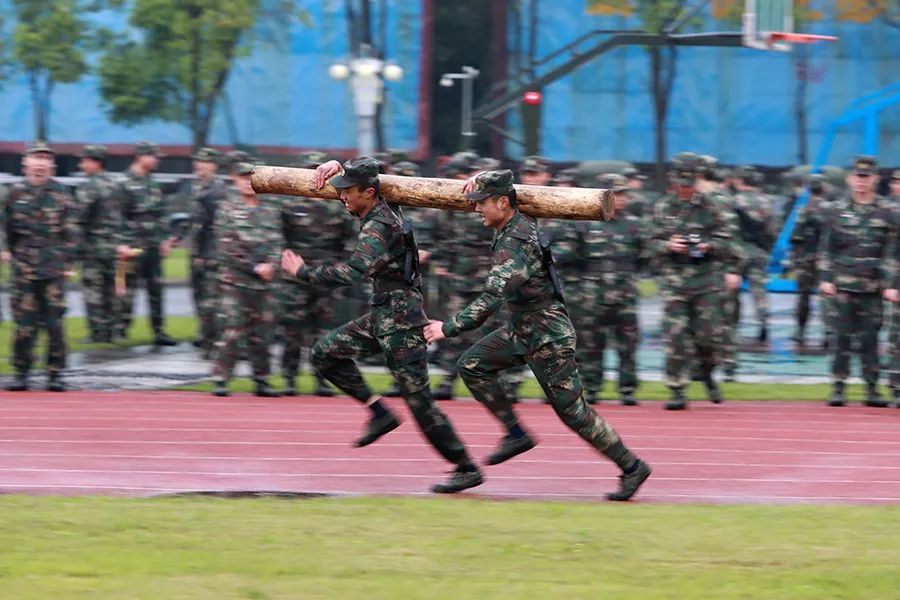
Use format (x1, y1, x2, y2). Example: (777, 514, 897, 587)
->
(711, 200, 746, 273)
(648, 202, 672, 257)
(61, 190, 81, 267)
(295, 221, 390, 287)
(442, 244, 527, 337)
(816, 207, 836, 284)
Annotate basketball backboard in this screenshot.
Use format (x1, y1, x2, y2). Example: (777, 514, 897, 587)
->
(742, 0, 837, 51)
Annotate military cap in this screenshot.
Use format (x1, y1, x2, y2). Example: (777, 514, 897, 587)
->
(25, 141, 55, 156)
(598, 173, 628, 192)
(230, 161, 255, 176)
(392, 161, 420, 177)
(295, 151, 330, 169)
(476, 157, 502, 170)
(443, 152, 480, 176)
(552, 167, 579, 185)
(387, 149, 409, 164)
(135, 141, 163, 157)
(891, 168, 900, 180)
(520, 155, 550, 173)
(192, 147, 221, 162)
(670, 152, 702, 175)
(225, 150, 252, 167)
(465, 169, 515, 202)
(79, 144, 108, 160)
(806, 172, 826, 184)
(748, 170, 765, 187)
(330, 156, 380, 189)
(733, 165, 756, 181)
(621, 165, 647, 181)
(851, 155, 877, 175)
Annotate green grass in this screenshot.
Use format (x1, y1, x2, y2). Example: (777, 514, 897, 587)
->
(0, 496, 897, 599)
(0, 248, 189, 285)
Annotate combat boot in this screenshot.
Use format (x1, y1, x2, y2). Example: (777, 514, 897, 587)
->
(315, 376, 336, 397)
(281, 377, 298, 396)
(757, 326, 768, 343)
(620, 391, 639, 406)
(212, 380, 230, 397)
(791, 328, 805, 346)
(431, 464, 484, 494)
(5, 374, 29, 392)
(893, 387, 900, 407)
(254, 379, 280, 398)
(46, 374, 67, 392)
(354, 410, 402, 447)
(607, 459, 652, 501)
(484, 433, 537, 465)
(432, 377, 455, 400)
(665, 388, 687, 410)
(154, 332, 178, 347)
(828, 381, 845, 407)
(863, 383, 888, 408)
(706, 379, 724, 404)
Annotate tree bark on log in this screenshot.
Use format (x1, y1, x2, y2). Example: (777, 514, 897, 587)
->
(251, 166, 615, 221)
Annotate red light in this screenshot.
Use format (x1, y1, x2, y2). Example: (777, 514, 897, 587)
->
(522, 91, 542, 105)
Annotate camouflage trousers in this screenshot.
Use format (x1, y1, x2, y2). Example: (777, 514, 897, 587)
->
(11, 276, 67, 375)
(212, 283, 274, 380)
(82, 254, 117, 339)
(576, 299, 640, 394)
(795, 263, 836, 336)
(888, 303, 899, 388)
(277, 278, 336, 379)
(721, 288, 739, 369)
(458, 326, 623, 452)
(190, 255, 219, 346)
(311, 314, 470, 466)
(741, 253, 769, 326)
(831, 291, 883, 385)
(661, 289, 724, 388)
(120, 247, 164, 335)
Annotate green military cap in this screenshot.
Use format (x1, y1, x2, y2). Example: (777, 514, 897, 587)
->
(851, 155, 877, 175)
(552, 167, 579, 185)
(733, 165, 755, 181)
(295, 151, 330, 169)
(476, 157, 501, 170)
(598, 173, 628, 192)
(443, 151, 480, 176)
(25, 141, 55, 156)
(192, 147, 221, 162)
(392, 160, 420, 177)
(671, 152, 701, 174)
(465, 169, 515, 202)
(330, 156, 380, 189)
(135, 141, 164, 157)
(387, 148, 409, 164)
(807, 172, 826, 183)
(79, 144, 108, 160)
(520, 155, 550, 173)
(622, 165, 647, 181)
(225, 150, 252, 167)
(891, 168, 900, 180)
(230, 161, 255, 176)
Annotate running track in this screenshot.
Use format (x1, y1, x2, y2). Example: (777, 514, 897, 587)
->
(1, 392, 898, 504)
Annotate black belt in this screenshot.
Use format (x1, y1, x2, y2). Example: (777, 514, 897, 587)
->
(508, 296, 558, 314)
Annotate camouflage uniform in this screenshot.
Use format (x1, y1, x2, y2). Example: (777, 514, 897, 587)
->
(819, 172, 896, 404)
(650, 156, 743, 406)
(443, 170, 650, 500)
(790, 186, 836, 344)
(118, 144, 170, 339)
(3, 147, 79, 386)
(300, 158, 476, 480)
(578, 190, 646, 401)
(0, 184, 9, 323)
(211, 185, 281, 383)
(731, 176, 775, 338)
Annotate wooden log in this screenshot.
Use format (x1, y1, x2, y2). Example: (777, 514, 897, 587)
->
(251, 165, 615, 221)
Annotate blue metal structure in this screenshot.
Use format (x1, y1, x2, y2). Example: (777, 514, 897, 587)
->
(767, 82, 900, 293)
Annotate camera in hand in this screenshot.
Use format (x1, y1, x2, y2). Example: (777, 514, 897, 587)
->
(686, 233, 706, 259)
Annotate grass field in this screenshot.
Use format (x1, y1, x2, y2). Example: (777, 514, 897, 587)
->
(0, 248, 190, 285)
(0, 496, 897, 599)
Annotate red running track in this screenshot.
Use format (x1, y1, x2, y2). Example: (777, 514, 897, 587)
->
(1, 392, 899, 504)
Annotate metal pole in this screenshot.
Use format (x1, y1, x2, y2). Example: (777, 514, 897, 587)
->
(461, 74, 474, 149)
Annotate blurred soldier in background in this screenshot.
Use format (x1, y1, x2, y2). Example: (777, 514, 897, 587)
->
(889, 170, 900, 404)
(77, 145, 123, 344)
(819, 156, 896, 407)
(621, 166, 648, 218)
(211, 162, 281, 397)
(4, 143, 79, 392)
(0, 183, 9, 324)
(118, 142, 177, 346)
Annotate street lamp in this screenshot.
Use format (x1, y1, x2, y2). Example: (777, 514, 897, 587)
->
(440, 66, 480, 150)
(329, 44, 404, 156)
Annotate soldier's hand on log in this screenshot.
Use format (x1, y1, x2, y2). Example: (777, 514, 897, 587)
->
(418, 249, 432, 264)
(314, 160, 343, 189)
(819, 282, 837, 297)
(0, 251, 10, 262)
(667, 235, 688, 254)
(461, 172, 485, 194)
(281, 249, 304, 276)
(424, 320, 446, 343)
(724, 273, 742, 290)
(883, 288, 899, 303)
(254, 263, 275, 282)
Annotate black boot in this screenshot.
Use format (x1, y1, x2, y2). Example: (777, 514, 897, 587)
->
(254, 378, 280, 398)
(607, 459, 652, 502)
(281, 376, 298, 397)
(665, 388, 687, 410)
(431, 464, 484, 494)
(791, 327, 805, 346)
(212, 380, 230, 397)
(47, 374, 67, 392)
(893, 387, 900, 407)
(619, 391, 638, 406)
(828, 381, 845, 407)
(432, 377, 455, 400)
(757, 326, 768, 343)
(484, 433, 537, 466)
(354, 409, 402, 447)
(154, 332, 178, 347)
(315, 377, 336, 397)
(5, 374, 29, 392)
(705, 379, 724, 404)
(864, 383, 888, 408)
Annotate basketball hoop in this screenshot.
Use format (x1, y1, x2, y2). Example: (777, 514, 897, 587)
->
(765, 32, 838, 47)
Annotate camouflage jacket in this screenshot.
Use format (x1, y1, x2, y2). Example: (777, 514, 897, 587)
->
(818, 195, 897, 294)
(178, 176, 227, 258)
(76, 172, 123, 260)
(214, 190, 283, 290)
(433, 210, 496, 292)
(295, 198, 427, 336)
(789, 194, 831, 265)
(442, 211, 572, 351)
(650, 192, 744, 293)
(120, 169, 166, 250)
(731, 190, 775, 253)
(3, 179, 79, 280)
(281, 196, 353, 260)
(539, 218, 586, 286)
(621, 190, 648, 219)
(581, 214, 648, 304)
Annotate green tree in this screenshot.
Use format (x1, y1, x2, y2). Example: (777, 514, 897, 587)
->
(11, 0, 107, 141)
